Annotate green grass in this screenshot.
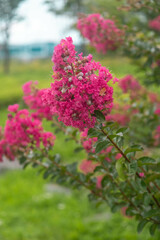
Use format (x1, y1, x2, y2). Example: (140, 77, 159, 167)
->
(0, 168, 159, 240)
(0, 59, 52, 107)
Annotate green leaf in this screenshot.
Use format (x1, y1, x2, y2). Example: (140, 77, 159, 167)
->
(129, 162, 137, 174)
(101, 175, 110, 187)
(54, 154, 61, 163)
(19, 155, 27, 164)
(78, 173, 86, 182)
(95, 140, 109, 153)
(94, 166, 104, 173)
(74, 147, 84, 153)
(124, 145, 143, 155)
(67, 162, 77, 174)
(111, 202, 126, 213)
(138, 157, 156, 166)
(108, 134, 117, 140)
(149, 224, 157, 236)
(143, 209, 160, 218)
(88, 128, 99, 137)
(137, 219, 148, 233)
(115, 158, 126, 181)
(94, 110, 105, 122)
(116, 127, 128, 134)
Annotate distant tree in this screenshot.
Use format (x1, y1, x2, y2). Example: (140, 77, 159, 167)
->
(0, 0, 25, 74)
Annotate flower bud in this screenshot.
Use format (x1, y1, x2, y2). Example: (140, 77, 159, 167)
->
(78, 72, 84, 76)
(87, 100, 92, 106)
(67, 65, 72, 70)
(78, 76, 83, 81)
(63, 57, 69, 62)
(8, 114, 13, 120)
(61, 88, 67, 93)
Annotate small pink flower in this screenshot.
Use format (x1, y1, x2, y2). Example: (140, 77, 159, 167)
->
(115, 153, 122, 160)
(149, 16, 160, 32)
(96, 175, 103, 189)
(139, 172, 145, 178)
(79, 159, 99, 174)
(8, 104, 19, 113)
(155, 108, 160, 116)
(121, 207, 132, 218)
(119, 75, 141, 98)
(22, 81, 53, 120)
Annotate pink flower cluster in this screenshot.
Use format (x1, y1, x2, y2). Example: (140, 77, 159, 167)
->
(0, 105, 56, 161)
(80, 128, 97, 153)
(106, 103, 131, 126)
(77, 14, 124, 54)
(23, 81, 53, 120)
(119, 75, 142, 99)
(43, 37, 115, 131)
(79, 159, 103, 188)
(149, 16, 160, 32)
(155, 107, 160, 116)
(79, 159, 99, 174)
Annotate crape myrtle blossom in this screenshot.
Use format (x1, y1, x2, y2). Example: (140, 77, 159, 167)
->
(43, 37, 116, 131)
(155, 108, 160, 116)
(79, 159, 103, 189)
(77, 13, 124, 54)
(23, 81, 53, 121)
(0, 105, 56, 161)
(149, 15, 160, 32)
(119, 75, 142, 100)
(105, 103, 131, 126)
(79, 159, 99, 174)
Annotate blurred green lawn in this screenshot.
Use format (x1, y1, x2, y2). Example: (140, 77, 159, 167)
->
(0, 58, 159, 239)
(0, 168, 159, 240)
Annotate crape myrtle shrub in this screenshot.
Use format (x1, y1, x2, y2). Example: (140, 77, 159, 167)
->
(0, 36, 160, 236)
(77, 0, 160, 85)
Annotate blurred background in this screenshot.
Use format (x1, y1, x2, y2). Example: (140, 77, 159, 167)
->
(0, 0, 160, 239)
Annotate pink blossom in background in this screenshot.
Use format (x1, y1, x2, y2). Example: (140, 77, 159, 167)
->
(139, 172, 145, 178)
(80, 129, 97, 153)
(79, 159, 99, 174)
(80, 129, 113, 157)
(42, 132, 56, 147)
(149, 15, 160, 31)
(119, 75, 141, 95)
(148, 92, 160, 103)
(121, 207, 132, 219)
(96, 175, 103, 189)
(8, 104, 19, 113)
(77, 14, 124, 54)
(23, 81, 53, 120)
(115, 153, 122, 160)
(155, 108, 160, 116)
(43, 37, 115, 131)
(106, 113, 130, 126)
(105, 103, 131, 126)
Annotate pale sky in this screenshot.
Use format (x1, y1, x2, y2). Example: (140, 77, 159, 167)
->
(10, 0, 79, 45)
